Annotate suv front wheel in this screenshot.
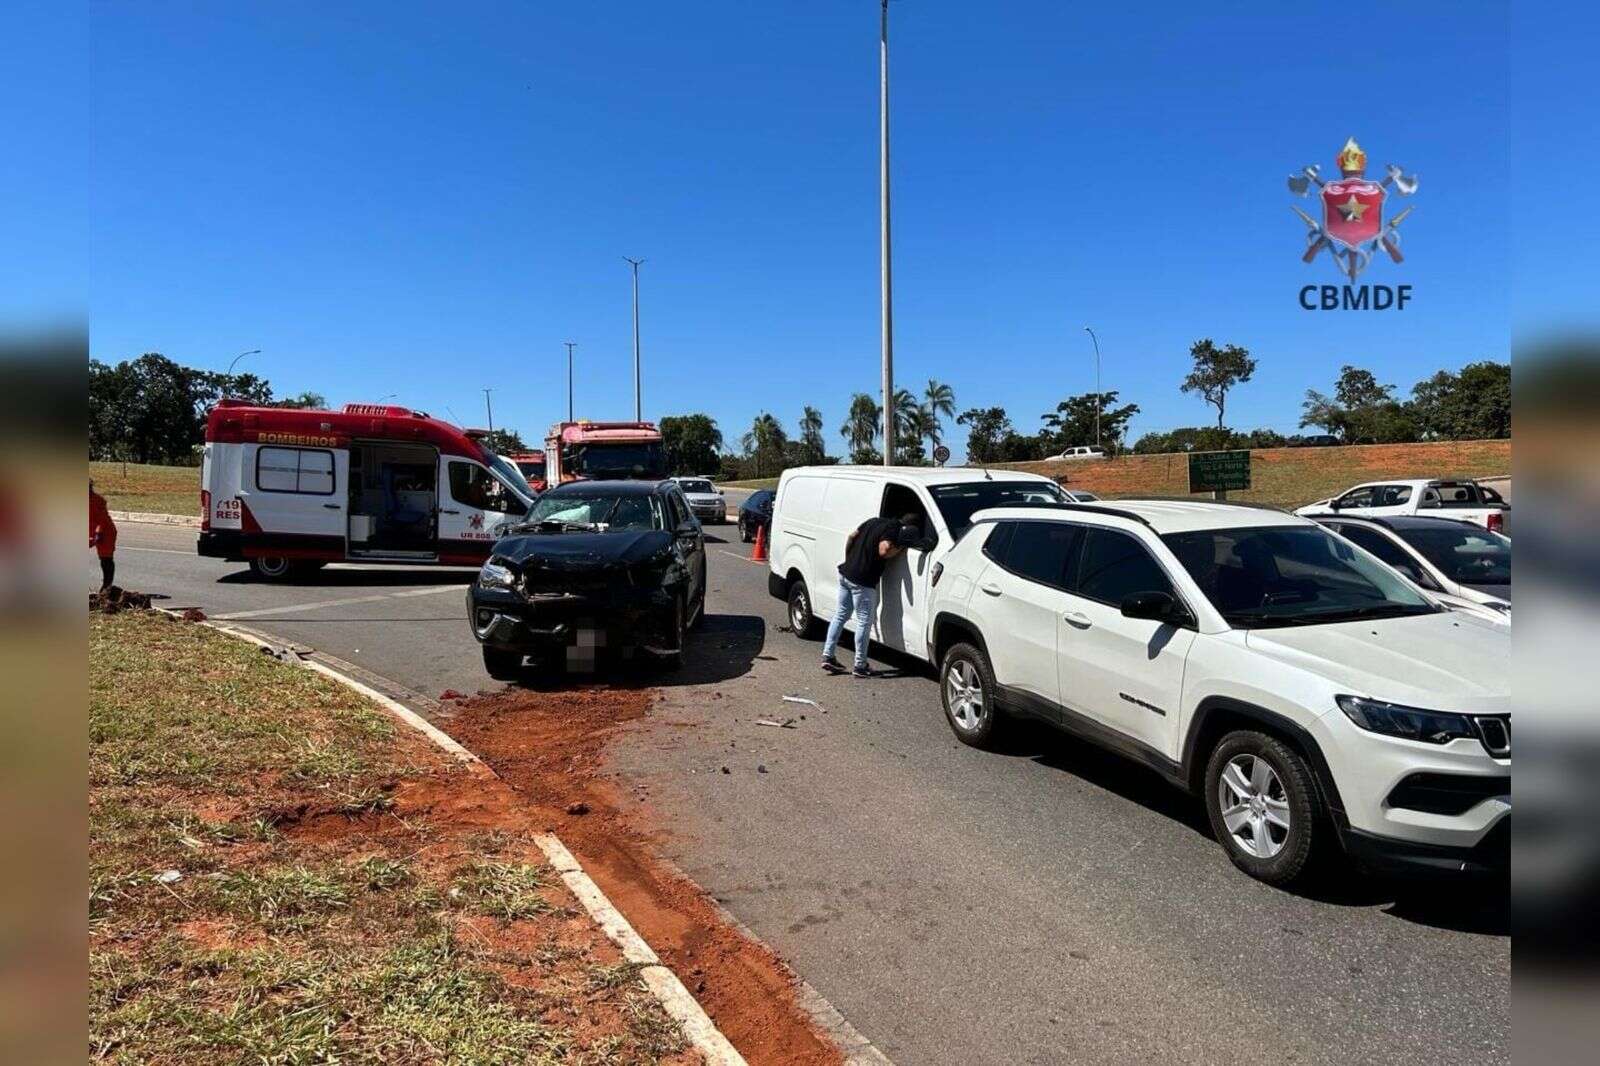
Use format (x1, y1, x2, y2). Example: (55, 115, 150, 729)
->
(940, 642, 1004, 749)
(1203, 730, 1320, 886)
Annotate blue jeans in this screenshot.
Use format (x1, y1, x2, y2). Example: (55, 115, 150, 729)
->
(822, 576, 877, 671)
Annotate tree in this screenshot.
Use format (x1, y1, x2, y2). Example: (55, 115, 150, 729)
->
(89, 353, 216, 464)
(272, 390, 327, 410)
(797, 405, 827, 464)
(660, 414, 724, 475)
(1180, 339, 1257, 428)
(956, 406, 1013, 464)
(1301, 364, 1421, 444)
(891, 388, 922, 460)
(840, 393, 881, 459)
(1334, 366, 1392, 411)
(740, 412, 788, 478)
(1410, 361, 1510, 440)
(481, 428, 528, 454)
(920, 379, 956, 455)
(1039, 391, 1140, 454)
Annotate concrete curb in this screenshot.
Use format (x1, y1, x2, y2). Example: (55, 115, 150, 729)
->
(112, 510, 200, 528)
(155, 608, 748, 1066)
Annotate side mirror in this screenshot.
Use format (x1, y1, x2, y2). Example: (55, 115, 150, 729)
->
(1120, 591, 1182, 623)
(1328, 498, 1342, 511)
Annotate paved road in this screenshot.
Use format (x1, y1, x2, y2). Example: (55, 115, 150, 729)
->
(104, 522, 1508, 1065)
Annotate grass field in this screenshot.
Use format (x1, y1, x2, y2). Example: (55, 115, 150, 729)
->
(90, 460, 198, 517)
(90, 611, 687, 1063)
(726, 440, 1509, 509)
(998, 439, 1510, 509)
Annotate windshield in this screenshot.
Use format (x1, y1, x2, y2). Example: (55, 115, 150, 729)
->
(1400, 525, 1511, 585)
(526, 491, 664, 531)
(1162, 525, 1436, 628)
(485, 453, 534, 500)
(514, 459, 544, 480)
(930, 480, 1068, 537)
(570, 442, 666, 480)
(677, 479, 714, 494)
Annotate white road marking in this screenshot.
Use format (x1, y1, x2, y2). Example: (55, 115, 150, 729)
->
(212, 584, 462, 620)
(715, 549, 763, 564)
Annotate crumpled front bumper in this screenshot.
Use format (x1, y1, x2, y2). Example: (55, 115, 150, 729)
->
(466, 580, 676, 653)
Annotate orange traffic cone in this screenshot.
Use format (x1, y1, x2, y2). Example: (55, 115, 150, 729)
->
(751, 522, 769, 563)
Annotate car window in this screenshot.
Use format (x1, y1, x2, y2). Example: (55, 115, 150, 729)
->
(1337, 486, 1375, 508)
(880, 482, 936, 548)
(527, 492, 663, 531)
(1421, 481, 1485, 508)
(667, 490, 694, 529)
(1073, 528, 1174, 605)
(1334, 524, 1439, 589)
(980, 521, 1014, 564)
(677, 479, 714, 494)
(1372, 484, 1413, 506)
(1400, 524, 1511, 585)
(927, 480, 1068, 538)
(989, 521, 1079, 588)
(1162, 525, 1434, 627)
(449, 460, 524, 514)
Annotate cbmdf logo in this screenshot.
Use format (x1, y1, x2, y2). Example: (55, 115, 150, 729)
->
(1288, 138, 1418, 310)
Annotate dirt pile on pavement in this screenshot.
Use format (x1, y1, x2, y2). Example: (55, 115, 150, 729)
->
(88, 586, 151, 613)
(446, 684, 845, 1066)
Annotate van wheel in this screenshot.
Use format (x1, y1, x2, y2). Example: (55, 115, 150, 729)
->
(940, 642, 1003, 749)
(787, 579, 821, 639)
(249, 555, 294, 581)
(481, 646, 523, 681)
(1203, 730, 1320, 887)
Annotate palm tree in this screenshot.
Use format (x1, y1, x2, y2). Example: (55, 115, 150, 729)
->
(921, 379, 956, 454)
(892, 388, 921, 459)
(798, 405, 825, 463)
(840, 393, 881, 459)
(740, 412, 787, 477)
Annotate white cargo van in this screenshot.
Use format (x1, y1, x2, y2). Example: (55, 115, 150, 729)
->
(766, 466, 1067, 661)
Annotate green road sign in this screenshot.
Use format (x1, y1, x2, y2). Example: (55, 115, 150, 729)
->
(1188, 449, 1251, 494)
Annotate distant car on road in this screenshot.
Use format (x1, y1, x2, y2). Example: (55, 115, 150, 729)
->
(1295, 478, 1509, 534)
(737, 488, 775, 543)
(670, 476, 726, 525)
(918, 498, 1507, 886)
(1060, 489, 1101, 502)
(1315, 514, 1510, 625)
(1044, 445, 1107, 462)
(467, 479, 706, 679)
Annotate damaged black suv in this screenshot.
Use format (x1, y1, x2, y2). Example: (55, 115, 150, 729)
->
(467, 480, 706, 679)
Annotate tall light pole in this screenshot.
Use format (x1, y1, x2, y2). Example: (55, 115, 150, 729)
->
(482, 388, 495, 434)
(564, 341, 577, 421)
(624, 257, 645, 421)
(224, 348, 260, 394)
(1083, 326, 1103, 448)
(879, 0, 895, 466)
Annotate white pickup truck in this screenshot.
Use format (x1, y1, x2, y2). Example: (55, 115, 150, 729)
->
(1295, 478, 1509, 534)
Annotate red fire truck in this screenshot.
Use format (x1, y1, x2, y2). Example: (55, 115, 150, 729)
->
(543, 421, 666, 484)
(505, 451, 547, 493)
(198, 401, 536, 579)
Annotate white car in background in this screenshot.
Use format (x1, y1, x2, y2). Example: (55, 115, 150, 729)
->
(1295, 478, 1509, 534)
(1314, 514, 1511, 625)
(670, 476, 727, 525)
(1045, 445, 1107, 461)
(919, 499, 1508, 886)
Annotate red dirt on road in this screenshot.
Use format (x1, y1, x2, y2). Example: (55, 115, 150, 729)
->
(444, 684, 844, 1066)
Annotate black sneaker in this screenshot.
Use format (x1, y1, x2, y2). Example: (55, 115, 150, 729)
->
(822, 659, 846, 675)
(852, 666, 872, 678)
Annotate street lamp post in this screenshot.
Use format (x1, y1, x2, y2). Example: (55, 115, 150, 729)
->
(624, 257, 645, 421)
(1083, 326, 1103, 449)
(224, 348, 260, 395)
(565, 341, 577, 422)
(879, 0, 895, 467)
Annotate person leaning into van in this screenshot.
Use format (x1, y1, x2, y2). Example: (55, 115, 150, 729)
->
(822, 513, 926, 677)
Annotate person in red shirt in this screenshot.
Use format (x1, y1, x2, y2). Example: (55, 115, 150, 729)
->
(89, 481, 118, 590)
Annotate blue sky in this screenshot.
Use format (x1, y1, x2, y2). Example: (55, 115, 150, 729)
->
(73, 1, 1525, 458)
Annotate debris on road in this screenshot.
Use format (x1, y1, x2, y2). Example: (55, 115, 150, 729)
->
(90, 587, 152, 613)
(757, 764, 768, 774)
(153, 869, 182, 885)
(179, 607, 206, 622)
(755, 717, 799, 729)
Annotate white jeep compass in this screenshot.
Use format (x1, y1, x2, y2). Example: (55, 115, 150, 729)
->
(925, 499, 1509, 885)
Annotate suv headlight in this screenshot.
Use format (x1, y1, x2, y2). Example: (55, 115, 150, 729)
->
(1335, 695, 1476, 744)
(477, 560, 516, 589)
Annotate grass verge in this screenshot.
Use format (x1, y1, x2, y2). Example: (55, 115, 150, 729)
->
(90, 610, 689, 1064)
(90, 460, 199, 517)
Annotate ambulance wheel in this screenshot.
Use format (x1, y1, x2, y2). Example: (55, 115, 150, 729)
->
(481, 646, 524, 681)
(249, 556, 294, 581)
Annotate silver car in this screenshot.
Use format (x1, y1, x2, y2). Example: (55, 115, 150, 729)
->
(671, 476, 727, 524)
